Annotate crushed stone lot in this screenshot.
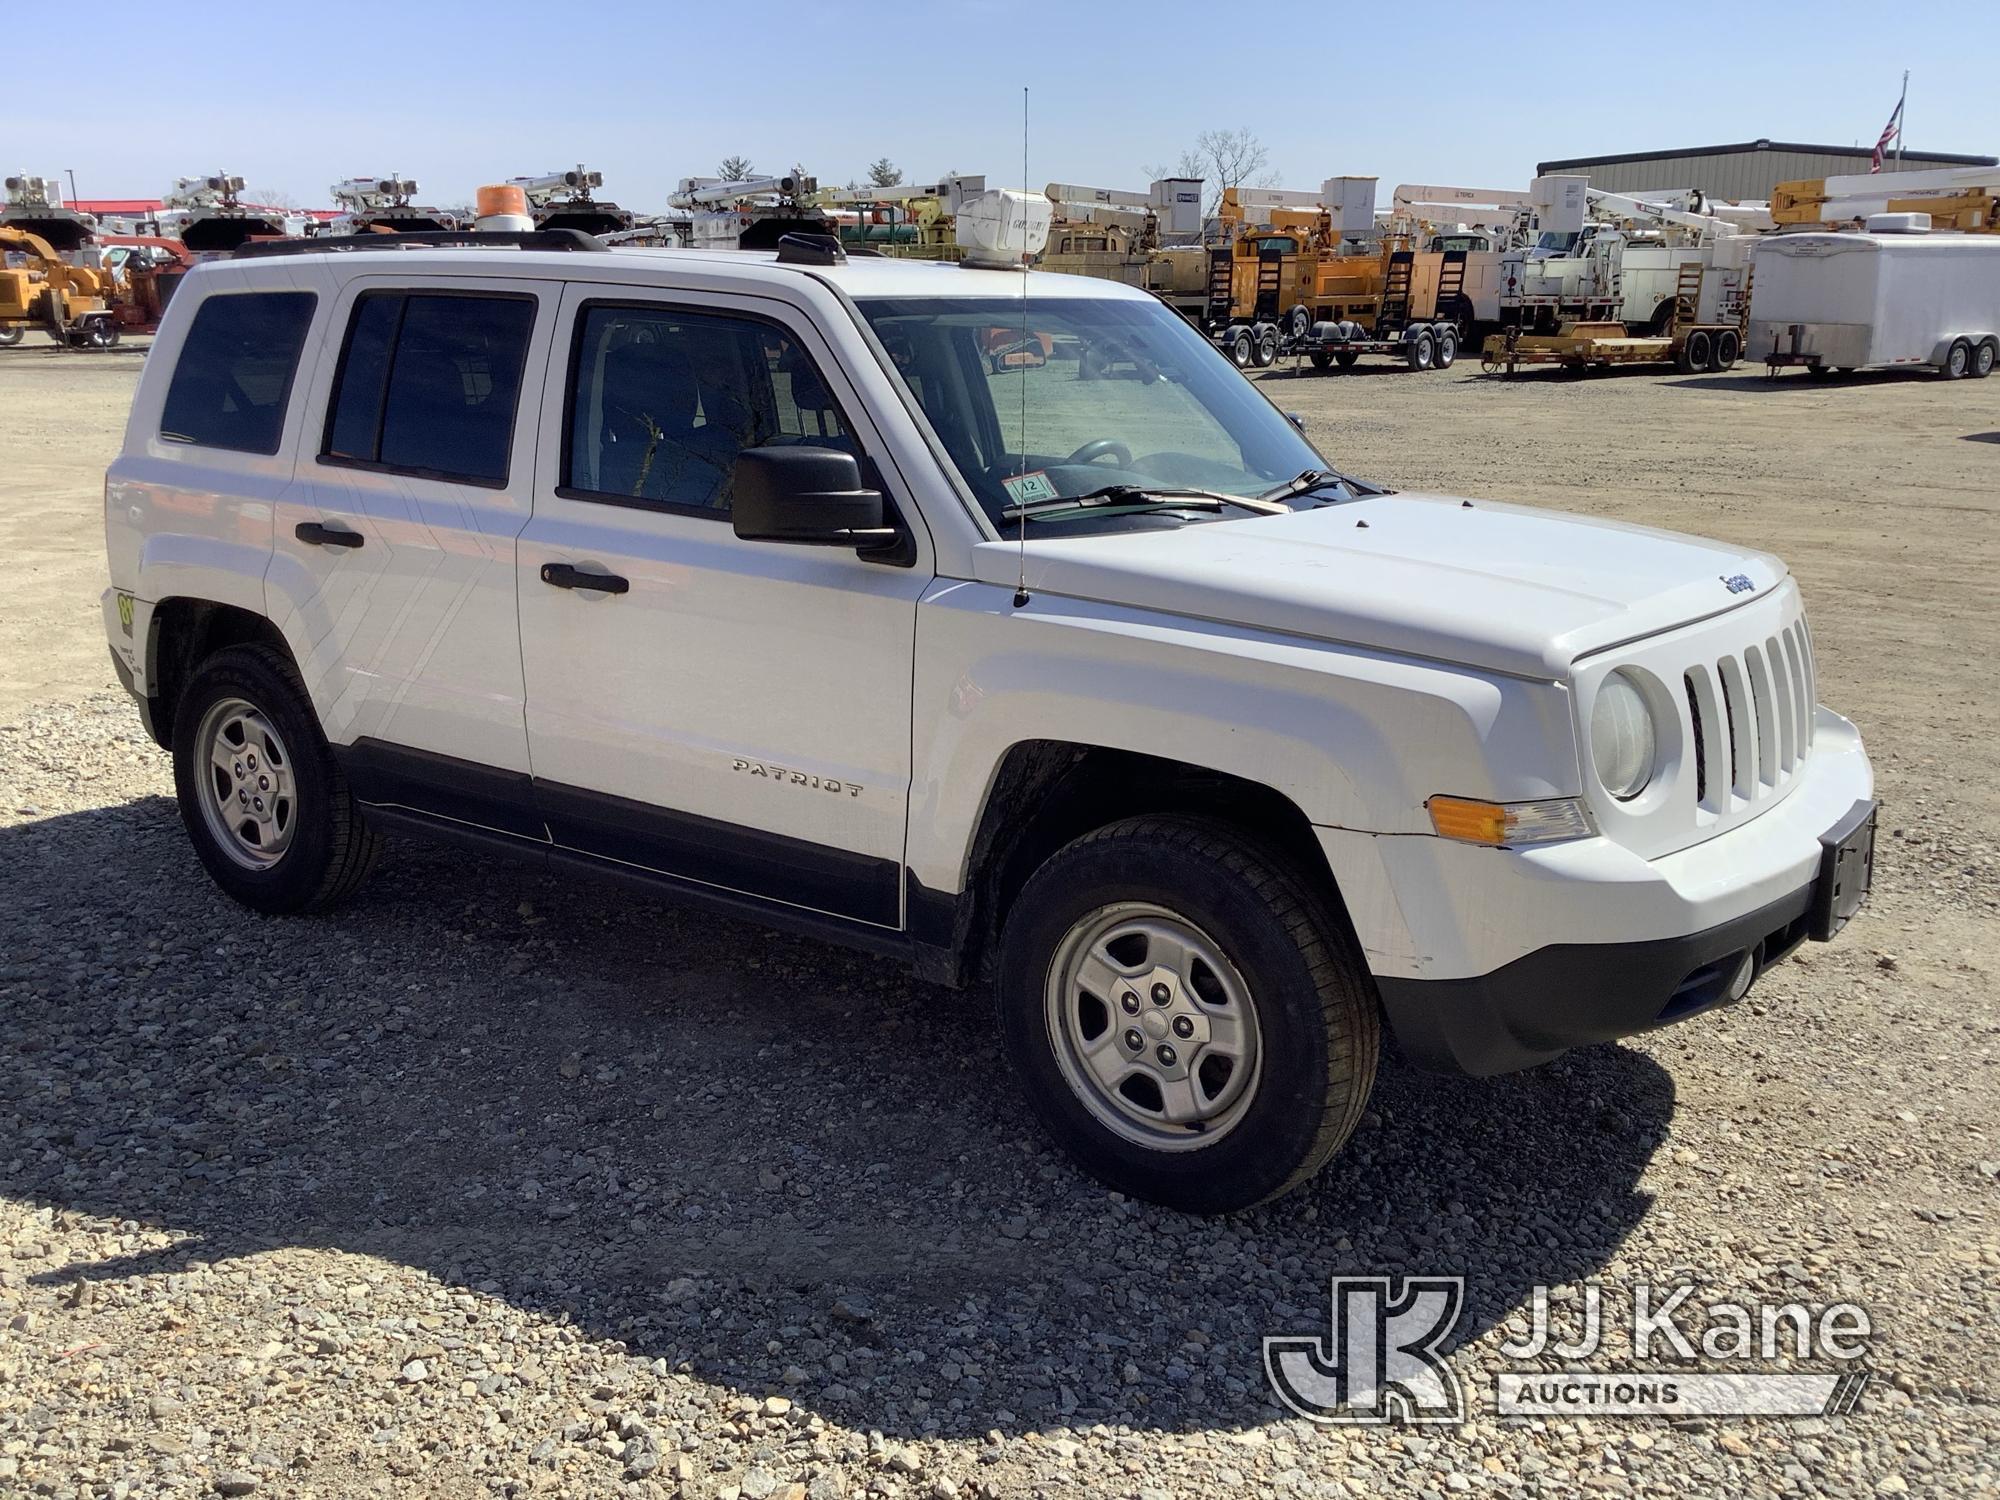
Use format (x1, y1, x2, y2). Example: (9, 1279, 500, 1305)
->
(1, 341, 1996, 1498)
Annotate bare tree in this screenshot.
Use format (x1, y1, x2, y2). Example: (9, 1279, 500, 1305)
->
(718, 156, 755, 181)
(246, 187, 301, 211)
(866, 158, 903, 189)
(1147, 130, 1279, 215)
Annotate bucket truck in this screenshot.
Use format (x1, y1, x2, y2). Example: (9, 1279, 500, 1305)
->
(2, 175, 98, 255)
(1772, 165, 1999, 233)
(328, 177, 455, 236)
(161, 175, 291, 254)
(667, 171, 830, 251)
(1388, 183, 1540, 338)
(507, 166, 633, 237)
(814, 175, 987, 255)
(1038, 178, 1206, 309)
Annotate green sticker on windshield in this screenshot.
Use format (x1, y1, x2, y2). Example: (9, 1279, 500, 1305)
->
(1002, 470, 1059, 505)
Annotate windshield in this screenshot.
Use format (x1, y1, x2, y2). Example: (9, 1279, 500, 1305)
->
(856, 294, 1328, 532)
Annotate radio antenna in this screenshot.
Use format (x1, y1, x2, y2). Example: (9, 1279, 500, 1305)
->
(1013, 84, 1031, 609)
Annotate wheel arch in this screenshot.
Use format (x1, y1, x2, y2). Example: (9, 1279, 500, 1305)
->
(143, 597, 294, 748)
(909, 740, 1356, 988)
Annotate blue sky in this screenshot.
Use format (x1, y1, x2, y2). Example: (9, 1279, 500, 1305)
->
(7, 0, 1993, 210)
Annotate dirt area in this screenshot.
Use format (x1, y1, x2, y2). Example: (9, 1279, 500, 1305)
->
(1, 344, 1995, 1498)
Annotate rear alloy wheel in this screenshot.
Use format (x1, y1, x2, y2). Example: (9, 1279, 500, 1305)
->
(173, 644, 381, 913)
(1000, 816, 1380, 1213)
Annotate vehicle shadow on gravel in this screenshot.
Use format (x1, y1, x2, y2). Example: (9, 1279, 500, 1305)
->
(1, 796, 1672, 1440)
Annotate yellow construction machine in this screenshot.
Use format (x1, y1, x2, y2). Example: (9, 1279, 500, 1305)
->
(1772, 165, 1999, 232)
(0, 225, 122, 347)
(1205, 180, 1467, 371)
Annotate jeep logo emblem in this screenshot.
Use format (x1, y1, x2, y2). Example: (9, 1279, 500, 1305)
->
(1721, 574, 1755, 595)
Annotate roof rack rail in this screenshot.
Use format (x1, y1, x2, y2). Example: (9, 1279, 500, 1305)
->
(774, 232, 846, 266)
(230, 228, 608, 259)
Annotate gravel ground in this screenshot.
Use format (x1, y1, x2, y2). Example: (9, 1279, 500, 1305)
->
(2, 354, 1997, 1498)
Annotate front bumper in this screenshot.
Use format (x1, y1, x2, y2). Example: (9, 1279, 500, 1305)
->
(1318, 706, 1875, 1075)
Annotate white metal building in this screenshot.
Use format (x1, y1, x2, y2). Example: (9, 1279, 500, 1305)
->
(1536, 139, 1996, 201)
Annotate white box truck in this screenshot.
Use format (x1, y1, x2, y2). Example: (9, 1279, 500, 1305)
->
(1750, 219, 2000, 379)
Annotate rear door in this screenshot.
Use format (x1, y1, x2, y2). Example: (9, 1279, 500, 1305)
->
(516, 281, 932, 929)
(269, 275, 557, 834)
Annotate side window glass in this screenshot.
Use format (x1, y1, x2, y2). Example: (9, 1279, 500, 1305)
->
(323, 294, 399, 462)
(320, 291, 536, 486)
(565, 305, 855, 512)
(158, 291, 317, 454)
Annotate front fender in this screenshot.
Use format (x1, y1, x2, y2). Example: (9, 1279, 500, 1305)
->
(907, 580, 1580, 896)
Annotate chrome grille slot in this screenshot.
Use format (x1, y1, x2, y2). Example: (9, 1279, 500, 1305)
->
(1717, 654, 1753, 799)
(1744, 645, 1778, 788)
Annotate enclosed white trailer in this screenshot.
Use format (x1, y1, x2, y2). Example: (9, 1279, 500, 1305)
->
(1750, 224, 2000, 378)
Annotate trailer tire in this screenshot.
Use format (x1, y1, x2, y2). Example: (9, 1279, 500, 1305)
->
(1713, 329, 1740, 371)
(1252, 325, 1279, 368)
(1970, 340, 1996, 379)
(1649, 300, 1677, 337)
(83, 318, 121, 349)
(1944, 339, 1971, 379)
(1434, 327, 1457, 369)
(1334, 350, 1360, 370)
(1406, 331, 1435, 371)
(1286, 305, 1312, 342)
(1226, 327, 1254, 369)
(1309, 350, 1334, 372)
(1676, 330, 1712, 374)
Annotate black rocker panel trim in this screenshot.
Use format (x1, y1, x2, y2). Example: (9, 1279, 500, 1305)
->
(336, 738, 899, 928)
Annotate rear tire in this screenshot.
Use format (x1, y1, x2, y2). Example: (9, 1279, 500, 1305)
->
(172, 644, 381, 914)
(1713, 328, 1740, 371)
(0, 326, 22, 347)
(1434, 326, 1457, 368)
(1334, 350, 1360, 370)
(1252, 324, 1279, 368)
(998, 816, 1380, 1213)
(1308, 350, 1334, 372)
(1944, 339, 1970, 379)
(1971, 340, 1996, 379)
(1226, 327, 1253, 369)
(1406, 331, 1435, 371)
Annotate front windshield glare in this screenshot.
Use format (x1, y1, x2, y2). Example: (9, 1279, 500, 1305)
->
(857, 295, 1324, 530)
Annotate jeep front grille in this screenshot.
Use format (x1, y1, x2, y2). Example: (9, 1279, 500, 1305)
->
(1681, 619, 1816, 813)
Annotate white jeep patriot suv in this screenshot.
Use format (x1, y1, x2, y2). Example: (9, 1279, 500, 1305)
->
(102, 228, 1876, 1213)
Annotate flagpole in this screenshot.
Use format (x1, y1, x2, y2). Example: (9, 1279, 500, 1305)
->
(1896, 70, 1908, 170)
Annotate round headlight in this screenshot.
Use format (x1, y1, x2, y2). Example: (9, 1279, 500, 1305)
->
(1591, 671, 1657, 801)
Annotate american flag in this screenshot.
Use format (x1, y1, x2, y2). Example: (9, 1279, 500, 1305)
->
(1870, 96, 1904, 174)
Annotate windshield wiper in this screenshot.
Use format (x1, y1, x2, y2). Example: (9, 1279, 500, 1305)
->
(1257, 467, 1390, 502)
(1001, 484, 1287, 522)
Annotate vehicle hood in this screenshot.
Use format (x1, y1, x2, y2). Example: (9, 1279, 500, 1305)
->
(971, 493, 1788, 679)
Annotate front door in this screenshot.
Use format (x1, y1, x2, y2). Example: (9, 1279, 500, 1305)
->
(516, 283, 931, 930)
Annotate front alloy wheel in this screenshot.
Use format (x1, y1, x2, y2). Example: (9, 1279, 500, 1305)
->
(1045, 902, 1263, 1150)
(1000, 815, 1380, 1213)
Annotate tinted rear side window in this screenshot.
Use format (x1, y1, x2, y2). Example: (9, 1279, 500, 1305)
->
(321, 292, 536, 486)
(158, 291, 317, 454)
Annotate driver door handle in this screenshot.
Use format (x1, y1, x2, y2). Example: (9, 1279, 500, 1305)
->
(540, 562, 630, 595)
(295, 521, 365, 549)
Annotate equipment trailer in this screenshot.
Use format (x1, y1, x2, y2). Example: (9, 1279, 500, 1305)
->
(1228, 248, 1468, 372)
(1481, 262, 1745, 375)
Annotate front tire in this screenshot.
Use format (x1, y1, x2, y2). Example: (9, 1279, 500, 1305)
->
(999, 816, 1380, 1213)
(173, 644, 381, 914)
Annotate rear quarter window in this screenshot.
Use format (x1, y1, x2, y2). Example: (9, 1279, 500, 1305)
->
(158, 291, 317, 455)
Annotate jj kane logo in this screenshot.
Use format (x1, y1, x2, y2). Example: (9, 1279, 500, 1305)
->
(1264, 1277, 1466, 1424)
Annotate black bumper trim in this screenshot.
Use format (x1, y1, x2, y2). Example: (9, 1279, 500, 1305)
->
(1376, 882, 1819, 1078)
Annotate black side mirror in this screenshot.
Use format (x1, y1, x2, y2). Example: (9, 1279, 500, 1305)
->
(730, 446, 898, 550)
(1285, 411, 1307, 433)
